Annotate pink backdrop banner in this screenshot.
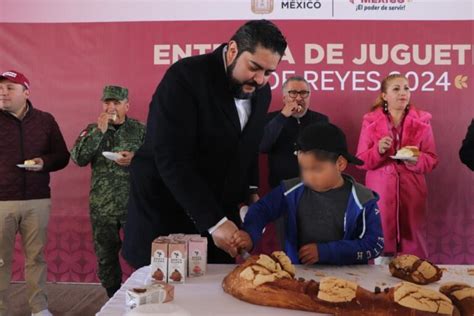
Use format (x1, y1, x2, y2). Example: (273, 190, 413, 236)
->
(0, 20, 472, 282)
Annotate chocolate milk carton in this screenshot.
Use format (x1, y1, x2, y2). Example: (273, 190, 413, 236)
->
(188, 236, 208, 277)
(167, 233, 186, 240)
(167, 239, 187, 284)
(125, 283, 174, 309)
(150, 237, 169, 282)
(168, 234, 200, 242)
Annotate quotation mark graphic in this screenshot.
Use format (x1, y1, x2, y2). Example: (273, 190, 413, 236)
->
(454, 75, 468, 89)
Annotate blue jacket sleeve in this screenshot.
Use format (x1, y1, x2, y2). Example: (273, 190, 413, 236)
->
(242, 184, 288, 247)
(259, 113, 288, 153)
(317, 201, 384, 265)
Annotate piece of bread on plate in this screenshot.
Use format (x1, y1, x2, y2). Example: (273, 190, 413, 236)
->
(24, 159, 36, 166)
(396, 146, 420, 157)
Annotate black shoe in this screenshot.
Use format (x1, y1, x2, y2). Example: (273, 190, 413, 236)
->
(106, 284, 121, 298)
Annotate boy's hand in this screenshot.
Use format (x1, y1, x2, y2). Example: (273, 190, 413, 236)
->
(299, 243, 319, 265)
(231, 230, 253, 252)
(249, 193, 260, 204)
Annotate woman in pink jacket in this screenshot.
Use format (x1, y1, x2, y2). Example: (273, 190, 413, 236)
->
(356, 74, 438, 261)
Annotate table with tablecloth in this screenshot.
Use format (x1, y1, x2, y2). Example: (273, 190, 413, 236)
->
(97, 263, 474, 316)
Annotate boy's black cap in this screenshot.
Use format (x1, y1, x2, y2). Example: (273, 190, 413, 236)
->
(296, 122, 364, 166)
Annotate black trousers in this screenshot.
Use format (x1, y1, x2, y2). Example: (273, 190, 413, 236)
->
(122, 156, 237, 269)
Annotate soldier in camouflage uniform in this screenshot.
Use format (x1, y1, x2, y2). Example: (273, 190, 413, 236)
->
(70, 86, 145, 297)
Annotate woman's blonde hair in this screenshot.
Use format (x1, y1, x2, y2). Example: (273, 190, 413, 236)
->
(372, 73, 409, 111)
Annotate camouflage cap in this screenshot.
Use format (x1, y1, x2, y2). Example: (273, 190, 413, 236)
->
(101, 85, 128, 101)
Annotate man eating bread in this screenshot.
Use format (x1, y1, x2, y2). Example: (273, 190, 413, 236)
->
(0, 70, 70, 316)
(70, 85, 145, 297)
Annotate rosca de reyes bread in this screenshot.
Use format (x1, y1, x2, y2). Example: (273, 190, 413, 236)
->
(440, 282, 474, 316)
(389, 254, 443, 285)
(222, 251, 454, 315)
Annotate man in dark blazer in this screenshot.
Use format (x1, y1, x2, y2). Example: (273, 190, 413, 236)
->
(123, 20, 287, 267)
(260, 76, 329, 189)
(460, 119, 474, 171)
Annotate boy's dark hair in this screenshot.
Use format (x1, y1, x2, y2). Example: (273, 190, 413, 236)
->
(230, 20, 287, 58)
(299, 148, 341, 164)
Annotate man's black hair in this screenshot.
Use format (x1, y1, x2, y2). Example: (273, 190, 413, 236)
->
(230, 20, 287, 57)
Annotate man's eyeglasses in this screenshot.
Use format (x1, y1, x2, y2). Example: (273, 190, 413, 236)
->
(287, 90, 310, 99)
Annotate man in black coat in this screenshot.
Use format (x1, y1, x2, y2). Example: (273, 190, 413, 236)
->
(460, 119, 474, 171)
(123, 20, 287, 267)
(260, 76, 329, 189)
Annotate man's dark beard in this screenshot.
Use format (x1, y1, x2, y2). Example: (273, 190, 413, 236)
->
(227, 60, 264, 99)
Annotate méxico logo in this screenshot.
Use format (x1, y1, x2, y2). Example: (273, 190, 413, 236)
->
(252, 0, 323, 13)
(251, 0, 274, 14)
(350, 0, 412, 3)
(281, 0, 322, 9)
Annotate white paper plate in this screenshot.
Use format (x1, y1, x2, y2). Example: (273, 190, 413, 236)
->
(390, 155, 417, 162)
(102, 151, 122, 161)
(16, 164, 42, 170)
(126, 303, 191, 316)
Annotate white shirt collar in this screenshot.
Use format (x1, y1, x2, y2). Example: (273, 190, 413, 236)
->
(222, 45, 251, 131)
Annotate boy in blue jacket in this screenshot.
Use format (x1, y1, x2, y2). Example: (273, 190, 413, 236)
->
(232, 122, 384, 265)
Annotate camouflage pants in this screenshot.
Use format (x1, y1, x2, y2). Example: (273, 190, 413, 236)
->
(90, 211, 126, 289)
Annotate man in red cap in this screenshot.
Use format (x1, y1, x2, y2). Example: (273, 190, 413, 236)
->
(0, 70, 70, 316)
